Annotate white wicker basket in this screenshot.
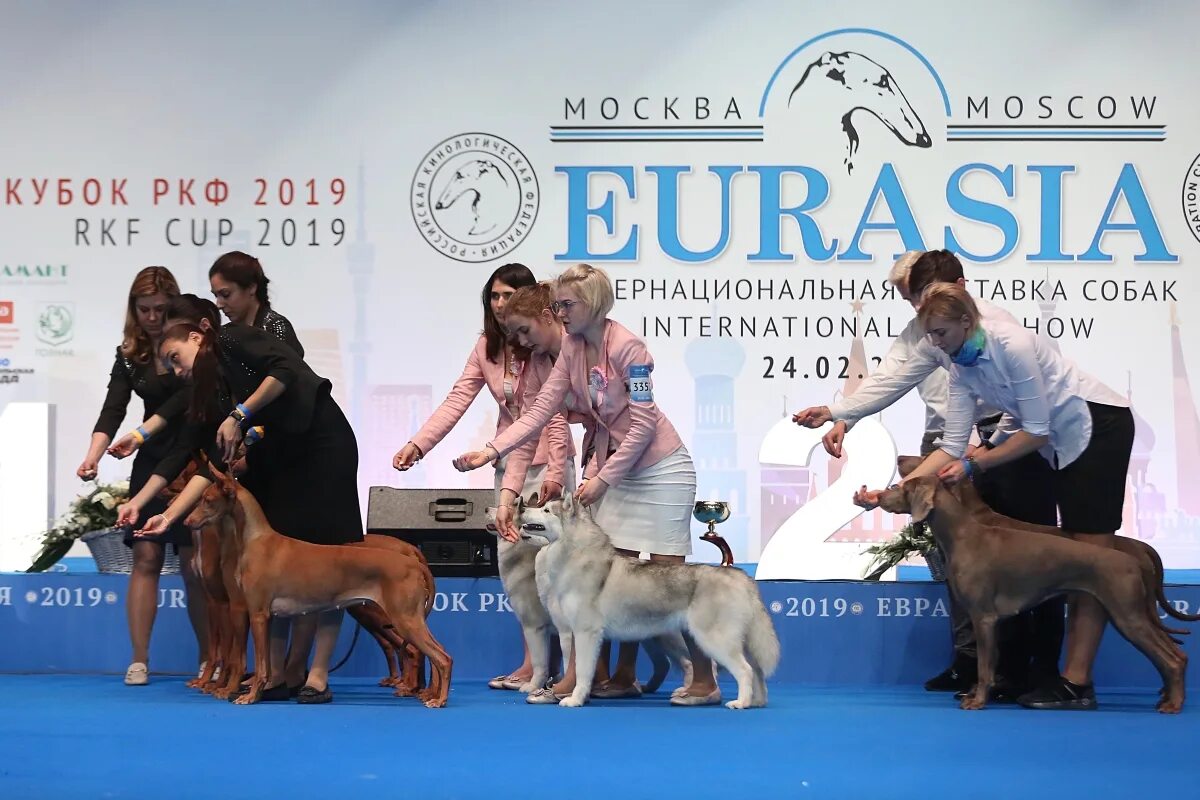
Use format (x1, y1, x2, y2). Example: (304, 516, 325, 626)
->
(79, 528, 181, 574)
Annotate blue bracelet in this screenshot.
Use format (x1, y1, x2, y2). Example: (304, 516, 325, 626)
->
(135, 425, 150, 441)
(236, 403, 251, 419)
(960, 457, 974, 479)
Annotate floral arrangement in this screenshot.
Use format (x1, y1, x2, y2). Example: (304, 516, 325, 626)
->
(27, 479, 131, 572)
(861, 521, 939, 581)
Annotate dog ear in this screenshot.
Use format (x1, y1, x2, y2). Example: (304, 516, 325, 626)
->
(561, 493, 574, 514)
(907, 479, 937, 523)
(896, 455, 924, 478)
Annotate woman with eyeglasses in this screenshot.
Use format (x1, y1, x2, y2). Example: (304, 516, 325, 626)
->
(392, 263, 573, 693)
(454, 264, 721, 706)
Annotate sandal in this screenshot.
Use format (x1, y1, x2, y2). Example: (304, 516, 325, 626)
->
(124, 662, 149, 686)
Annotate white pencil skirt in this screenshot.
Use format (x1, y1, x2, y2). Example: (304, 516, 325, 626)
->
(494, 457, 577, 505)
(592, 445, 697, 556)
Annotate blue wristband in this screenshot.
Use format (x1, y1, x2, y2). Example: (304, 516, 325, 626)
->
(960, 457, 974, 479)
(236, 403, 251, 420)
(135, 425, 150, 441)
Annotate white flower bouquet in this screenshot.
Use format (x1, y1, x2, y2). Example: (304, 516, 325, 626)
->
(27, 479, 131, 572)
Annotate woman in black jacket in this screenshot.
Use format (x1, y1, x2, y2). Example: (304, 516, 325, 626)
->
(209, 250, 303, 356)
(117, 321, 361, 704)
(78, 267, 205, 687)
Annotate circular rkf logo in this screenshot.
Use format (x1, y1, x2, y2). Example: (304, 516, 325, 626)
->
(1183, 152, 1200, 245)
(410, 132, 540, 263)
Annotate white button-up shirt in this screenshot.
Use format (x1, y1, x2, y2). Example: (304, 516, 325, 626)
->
(829, 297, 1013, 443)
(941, 316, 1127, 467)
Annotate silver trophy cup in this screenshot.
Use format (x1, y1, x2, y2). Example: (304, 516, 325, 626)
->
(693, 500, 734, 567)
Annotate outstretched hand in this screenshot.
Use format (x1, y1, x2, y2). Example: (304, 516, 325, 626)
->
(134, 514, 171, 538)
(792, 405, 832, 428)
(453, 449, 493, 472)
(853, 486, 882, 509)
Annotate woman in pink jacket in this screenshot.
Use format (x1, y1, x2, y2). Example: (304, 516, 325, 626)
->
(455, 264, 721, 706)
(392, 263, 573, 691)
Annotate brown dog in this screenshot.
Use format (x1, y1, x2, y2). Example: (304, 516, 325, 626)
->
(166, 462, 436, 698)
(876, 477, 1188, 712)
(896, 455, 1195, 637)
(183, 464, 453, 707)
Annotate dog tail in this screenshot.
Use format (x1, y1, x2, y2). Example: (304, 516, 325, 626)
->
(421, 565, 436, 618)
(1147, 543, 1200, 623)
(747, 594, 781, 678)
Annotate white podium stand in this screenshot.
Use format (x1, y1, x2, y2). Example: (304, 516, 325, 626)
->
(0, 402, 55, 572)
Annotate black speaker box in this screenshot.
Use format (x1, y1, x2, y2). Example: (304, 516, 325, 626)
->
(365, 487, 498, 577)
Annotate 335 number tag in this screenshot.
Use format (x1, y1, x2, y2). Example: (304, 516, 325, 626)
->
(627, 364, 653, 403)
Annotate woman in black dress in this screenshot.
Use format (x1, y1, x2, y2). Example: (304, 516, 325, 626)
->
(117, 321, 361, 704)
(208, 250, 303, 356)
(78, 266, 205, 686)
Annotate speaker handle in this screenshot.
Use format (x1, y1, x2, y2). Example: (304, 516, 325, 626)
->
(428, 497, 474, 523)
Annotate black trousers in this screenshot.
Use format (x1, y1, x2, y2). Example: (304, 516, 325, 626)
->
(945, 450, 1065, 684)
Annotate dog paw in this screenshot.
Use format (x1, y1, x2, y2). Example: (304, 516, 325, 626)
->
(959, 697, 986, 711)
(1156, 698, 1183, 714)
(558, 696, 586, 708)
(233, 693, 260, 705)
(518, 681, 540, 693)
(422, 697, 447, 709)
(725, 699, 749, 710)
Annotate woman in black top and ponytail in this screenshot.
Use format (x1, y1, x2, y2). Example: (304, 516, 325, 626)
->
(209, 250, 303, 356)
(117, 321, 361, 704)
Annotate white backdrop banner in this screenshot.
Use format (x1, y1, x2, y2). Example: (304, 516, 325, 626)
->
(1, 2, 1198, 573)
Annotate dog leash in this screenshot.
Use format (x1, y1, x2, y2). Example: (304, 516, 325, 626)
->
(328, 618, 362, 674)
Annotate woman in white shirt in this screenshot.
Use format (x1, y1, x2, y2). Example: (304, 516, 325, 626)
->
(863, 282, 1134, 711)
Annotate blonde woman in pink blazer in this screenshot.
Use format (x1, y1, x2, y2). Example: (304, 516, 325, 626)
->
(455, 264, 721, 706)
(393, 263, 573, 691)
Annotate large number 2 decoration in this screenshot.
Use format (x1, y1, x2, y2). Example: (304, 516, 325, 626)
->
(755, 416, 897, 580)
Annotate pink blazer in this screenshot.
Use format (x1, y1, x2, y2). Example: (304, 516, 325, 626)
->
(498, 350, 577, 495)
(489, 320, 684, 489)
(410, 335, 569, 479)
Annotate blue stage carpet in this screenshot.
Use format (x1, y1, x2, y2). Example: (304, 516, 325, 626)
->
(0, 676, 1194, 799)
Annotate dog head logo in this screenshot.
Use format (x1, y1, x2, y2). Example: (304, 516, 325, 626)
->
(411, 132, 540, 263)
(435, 159, 510, 236)
(788, 51, 931, 174)
(36, 302, 73, 346)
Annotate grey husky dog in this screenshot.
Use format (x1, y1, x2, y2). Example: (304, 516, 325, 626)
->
(489, 502, 692, 695)
(516, 495, 780, 709)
